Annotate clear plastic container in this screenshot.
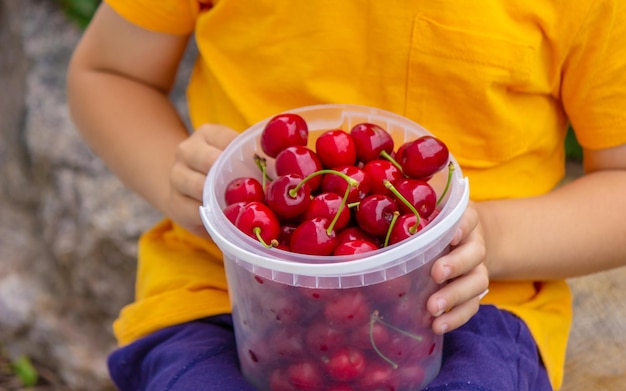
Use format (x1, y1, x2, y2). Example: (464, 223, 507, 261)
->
(201, 104, 469, 390)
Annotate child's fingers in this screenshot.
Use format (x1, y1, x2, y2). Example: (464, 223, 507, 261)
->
(427, 261, 489, 336)
(431, 295, 481, 335)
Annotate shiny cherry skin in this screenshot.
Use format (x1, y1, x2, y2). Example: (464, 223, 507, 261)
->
(222, 201, 246, 224)
(265, 174, 311, 220)
(260, 113, 309, 158)
(333, 239, 379, 255)
(289, 217, 338, 255)
(362, 159, 403, 196)
(321, 165, 371, 204)
(349, 122, 394, 163)
(275, 145, 323, 191)
(301, 192, 351, 231)
(336, 226, 381, 248)
(398, 135, 449, 179)
(391, 178, 437, 219)
(355, 194, 399, 236)
(234, 201, 280, 245)
(388, 213, 428, 245)
(224, 177, 265, 205)
(315, 129, 357, 168)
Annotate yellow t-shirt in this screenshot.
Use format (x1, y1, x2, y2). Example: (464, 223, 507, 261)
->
(104, 1, 626, 389)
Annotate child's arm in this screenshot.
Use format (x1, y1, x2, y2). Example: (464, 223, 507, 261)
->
(67, 4, 237, 237)
(478, 143, 626, 280)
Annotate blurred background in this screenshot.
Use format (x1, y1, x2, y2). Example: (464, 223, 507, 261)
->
(0, 0, 623, 390)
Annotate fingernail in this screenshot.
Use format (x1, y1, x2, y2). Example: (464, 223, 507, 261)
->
(439, 323, 449, 334)
(441, 265, 451, 281)
(434, 298, 447, 317)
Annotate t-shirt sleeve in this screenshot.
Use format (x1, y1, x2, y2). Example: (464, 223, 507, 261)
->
(103, 0, 199, 35)
(561, 0, 626, 150)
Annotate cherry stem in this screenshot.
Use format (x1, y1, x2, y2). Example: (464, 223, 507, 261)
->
(369, 310, 424, 369)
(436, 162, 455, 207)
(253, 226, 278, 248)
(369, 310, 399, 369)
(373, 313, 423, 341)
(379, 150, 404, 174)
(326, 184, 351, 235)
(383, 211, 400, 248)
(254, 154, 273, 189)
(292, 169, 359, 197)
(383, 179, 421, 233)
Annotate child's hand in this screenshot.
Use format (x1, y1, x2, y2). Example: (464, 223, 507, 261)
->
(427, 202, 489, 334)
(167, 124, 239, 237)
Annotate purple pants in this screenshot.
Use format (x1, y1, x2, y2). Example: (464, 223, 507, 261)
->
(108, 305, 552, 391)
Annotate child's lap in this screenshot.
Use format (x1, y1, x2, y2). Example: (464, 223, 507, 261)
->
(108, 305, 552, 391)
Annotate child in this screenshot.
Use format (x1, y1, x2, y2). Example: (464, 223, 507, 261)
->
(67, 1, 626, 390)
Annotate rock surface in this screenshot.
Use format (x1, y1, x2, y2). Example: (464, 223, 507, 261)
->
(1, 1, 625, 390)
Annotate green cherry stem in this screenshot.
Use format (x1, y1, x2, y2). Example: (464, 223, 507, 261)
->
(369, 310, 399, 369)
(291, 169, 359, 197)
(379, 150, 404, 174)
(325, 184, 351, 235)
(383, 179, 421, 234)
(383, 211, 401, 248)
(369, 310, 424, 369)
(253, 226, 278, 248)
(290, 169, 359, 235)
(436, 161, 455, 207)
(372, 312, 423, 341)
(254, 154, 273, 189)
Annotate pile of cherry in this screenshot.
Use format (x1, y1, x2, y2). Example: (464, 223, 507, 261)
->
(221, 112, 452, 390)
(233, 264, 441, 391)
(222, 112, 452, 257)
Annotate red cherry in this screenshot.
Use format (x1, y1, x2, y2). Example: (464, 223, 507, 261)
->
(355, 194, 399, 236)
(222, 201, 246, 224)
(322, 346, 366, 382)
(350, 320, 390, 350)
(235, 201, 280, 247)
(315, 129, 357, 168)
(323, 290, 370, 328)
(286, 360, 325, 391)
(333, 239, 379, 256)
(289, 217, 338, 255)
(336, 226, 381, 248)
(350, 122, 394, 163)
(321, 165, 371, 204)
(390, 178, 437, 219)
(388, 214, 427, 245)
(301, 192, 351, 231)
(362, 159, 404, 196)
(265, 174, 311, 220)
(260, 113, 309, 158)
(304, 321, 346, 357)
(398, 135, 449, 179)
(355, 363, 398, 390)
(224, 177, 265, 205)
(275, 145, 323, 191)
